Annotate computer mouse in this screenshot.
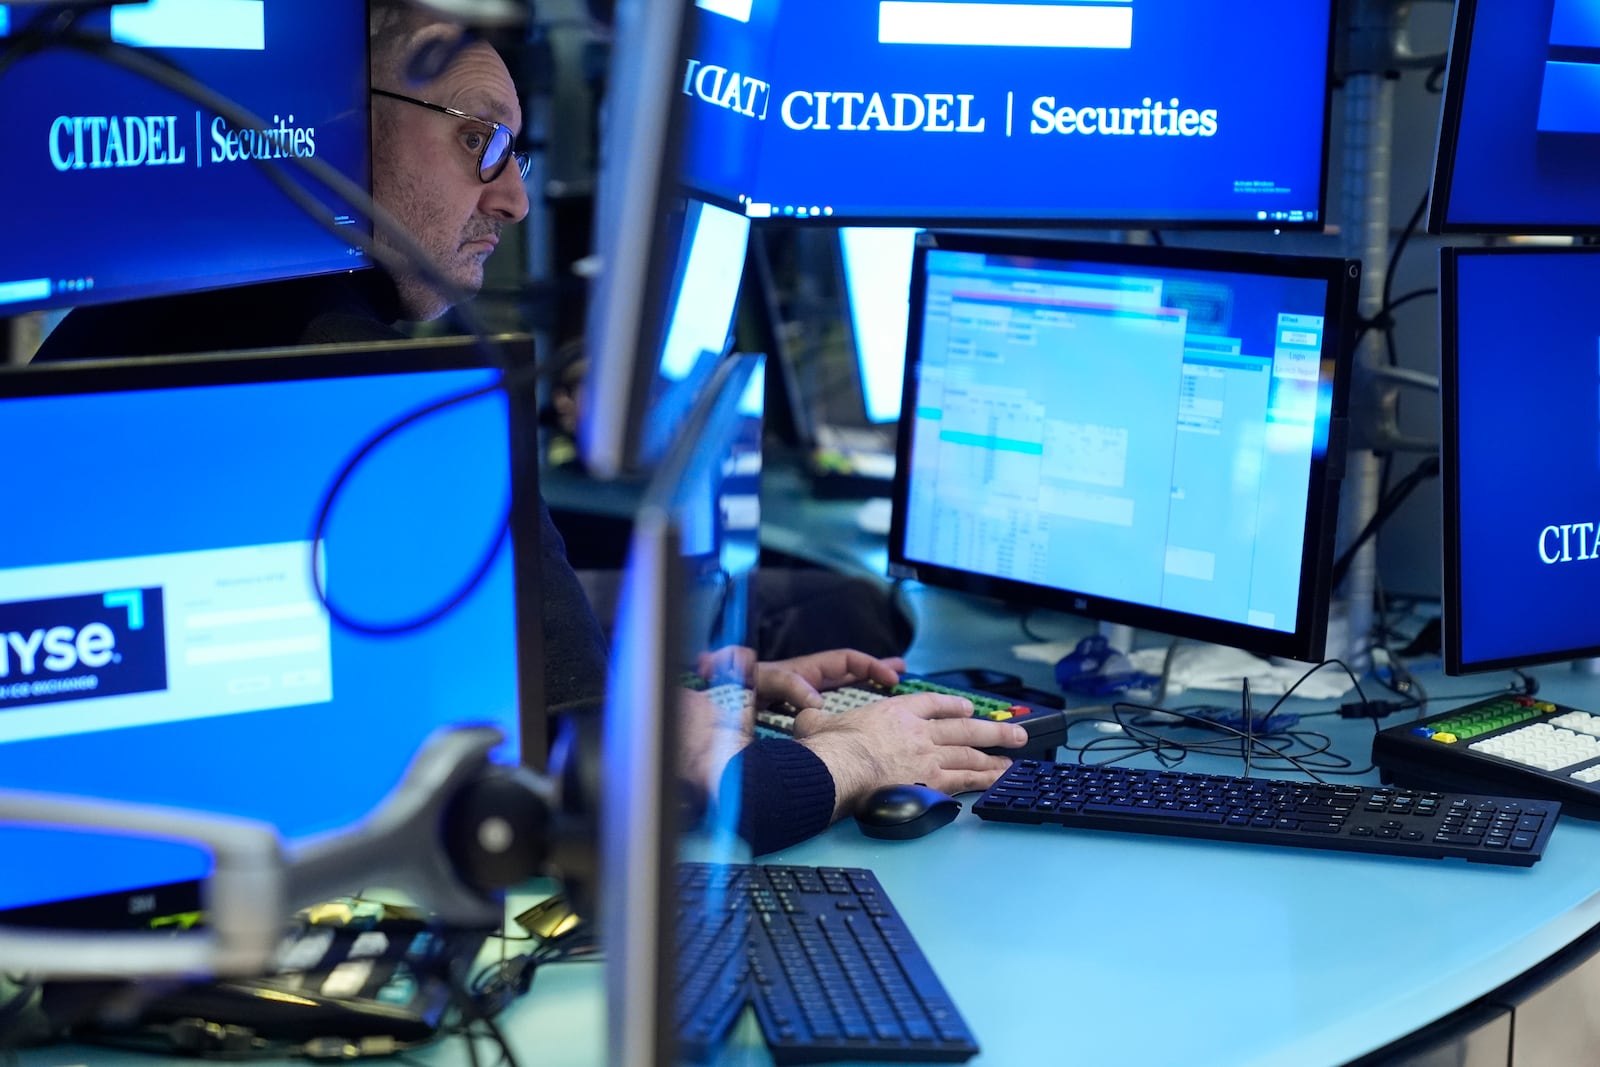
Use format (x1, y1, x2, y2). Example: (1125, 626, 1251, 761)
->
(853, 783, 961, 840)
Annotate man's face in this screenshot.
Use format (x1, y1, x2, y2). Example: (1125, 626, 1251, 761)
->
(372, 33, 529, 320)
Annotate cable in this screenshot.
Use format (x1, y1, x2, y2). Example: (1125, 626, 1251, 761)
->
(308, 371, 532, 636)
(448, 966, 523, 1067)
(1064, 705, 1364, 782)
(1019, 609, 1068, 643)
(0, 976, 41, 1065)
(1382, 189, 1430, 353)
(1426, 61, 1447, 95)
(1331, 455, 1441, 589)
(1054, 658, 1378, 781)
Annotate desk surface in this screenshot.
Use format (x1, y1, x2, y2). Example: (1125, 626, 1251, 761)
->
(21, 482, 1600, 1066)
(761, 479, 1600, 1065)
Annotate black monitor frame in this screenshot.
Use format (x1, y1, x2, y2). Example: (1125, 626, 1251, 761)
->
(1438, 244, 1600, 673)
(0, 0, 374, 315)
(1426, 0, 1600, 236)
(579, 0, 695, 479)
(680, 3, 1339, 233)
(887, 232, 1359, 662)
(0, 335, 546, 925)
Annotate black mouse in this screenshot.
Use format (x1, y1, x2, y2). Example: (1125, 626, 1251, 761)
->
(853, 783, 961, 840)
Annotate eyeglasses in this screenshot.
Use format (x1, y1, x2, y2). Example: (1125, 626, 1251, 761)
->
(372, 88, 531, 183)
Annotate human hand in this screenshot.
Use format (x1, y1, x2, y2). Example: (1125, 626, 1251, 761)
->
(696, 645, 759, 688)
(755, 648, 907, 713)
(794, 693, 1028, 820)
(677, 687, 753, 806)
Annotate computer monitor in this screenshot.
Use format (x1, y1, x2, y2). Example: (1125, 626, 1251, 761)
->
(1429, 0, 1600, 234)
(0, 0, 371, 314)
(841, 227, 919, 426)
(579, 0, 695, 478)
(0, 338, 542, 921)
(680, 0, 1334, 228)
(640, 197, 752, 464)
(1440, 246, 1600, 672)
(600, 352, 763, 1066)
(889, 232, 1358, 662)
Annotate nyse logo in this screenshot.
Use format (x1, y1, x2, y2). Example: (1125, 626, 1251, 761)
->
(0, 588, 168, 709)
(1538, 0, 1600, 134)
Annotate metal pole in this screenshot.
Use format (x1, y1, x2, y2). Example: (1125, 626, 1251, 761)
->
(1333, 0, 1410, 671)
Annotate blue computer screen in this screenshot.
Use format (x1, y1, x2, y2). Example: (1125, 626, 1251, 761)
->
(0, 0, 369, 314)
(1448, 250, 1600, 669)
(642, 200, 752, 463)
(1433, 0, 1600, 232)
(841, 227, 919, 425)
(681, 0, 1332, 226)
(897, 243, 1337, 647)
(0, 361, 520, 911)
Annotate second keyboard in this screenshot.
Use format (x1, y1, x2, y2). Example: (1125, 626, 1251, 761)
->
(974, 760, 1558, 866)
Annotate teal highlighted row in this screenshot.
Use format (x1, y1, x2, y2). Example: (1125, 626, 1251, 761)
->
(916, 406, 942, 420)
(939, 430, 1044, 455)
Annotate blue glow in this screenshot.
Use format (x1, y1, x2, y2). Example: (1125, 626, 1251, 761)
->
(1441, 0, 1600, 228)
(0, 365, 520, 911)
(682, 0, 1333, 225)
(899, 245, 1334, 636)
(2, 0, 368, 314)
(110, 0, 265, 50)
(1451, 250, 1600, 667)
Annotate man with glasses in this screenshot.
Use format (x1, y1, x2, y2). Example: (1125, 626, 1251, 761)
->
(367, 5, 531, 321)
(30, 2, 610, 716)
(32, 0, 534, 354)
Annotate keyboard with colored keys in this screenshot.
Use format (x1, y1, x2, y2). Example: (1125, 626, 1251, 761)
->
(974, 760, 1558, 866)
(756, 676, 1068, 759)
(1374, 694, 1600, 818)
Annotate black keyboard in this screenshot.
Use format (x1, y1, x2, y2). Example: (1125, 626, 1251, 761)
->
(974, 760, 1559, 866)
(1373, 695, 1600, 819)
(675, 863, 979, 1064)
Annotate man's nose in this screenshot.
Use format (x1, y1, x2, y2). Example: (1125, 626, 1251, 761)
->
(481, 161, 530, 222)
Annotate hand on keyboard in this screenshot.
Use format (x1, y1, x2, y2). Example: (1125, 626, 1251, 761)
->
(795, 691, 1030, 820)
(679, 686, 756, 804)
(754, 647, 907, 709)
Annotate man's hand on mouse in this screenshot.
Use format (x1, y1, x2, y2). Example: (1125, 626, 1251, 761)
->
(794, 693, 1028, 821)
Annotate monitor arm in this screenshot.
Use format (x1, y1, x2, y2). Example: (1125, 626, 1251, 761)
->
(0, 724, 560, 979)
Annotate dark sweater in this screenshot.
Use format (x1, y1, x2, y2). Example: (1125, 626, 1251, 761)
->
(723, 738, 837, 855)
(30, 270, 610, 713)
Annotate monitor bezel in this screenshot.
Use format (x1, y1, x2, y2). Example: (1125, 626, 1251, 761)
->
(1, 1, 375, 316)
(579, 0, 695, 479)
(1426, 0, 1600, 237)
(0, 335, 547, 922)
(1439, 244, 1600, 673)
(887, 231, 1357, 663)
(679, 0, 1338, 233)
(2, 336, 545, 756)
